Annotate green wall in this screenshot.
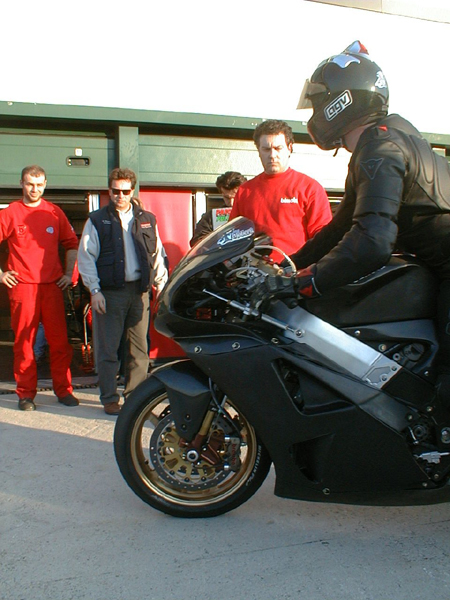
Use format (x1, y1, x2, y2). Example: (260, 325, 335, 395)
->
(139, 134, 262, 187)
(0, 101, 449, 192)
(0, 131, 114, 189)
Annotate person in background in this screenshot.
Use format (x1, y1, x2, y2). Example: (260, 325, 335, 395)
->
(292, 41, 450, 415)
(229, 119, 332, 256)
(77, 167, 168, 415)
(0, 165, 79, 411)
(190, 171, 247, 246)
(34, 322, 47, 363)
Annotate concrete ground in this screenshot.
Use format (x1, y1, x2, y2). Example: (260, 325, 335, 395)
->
(1, 384, 450, 600)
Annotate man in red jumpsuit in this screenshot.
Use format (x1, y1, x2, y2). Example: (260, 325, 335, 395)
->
(0, 165, 80, 411)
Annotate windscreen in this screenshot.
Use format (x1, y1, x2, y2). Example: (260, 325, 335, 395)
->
(188, 216, 255, 259)
(164, 216, 256, 298)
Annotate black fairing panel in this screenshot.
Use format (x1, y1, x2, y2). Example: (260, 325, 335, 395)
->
(149, 228, 450, 503)
(185, 340, 429, 497)
(153, 361, 211, 442)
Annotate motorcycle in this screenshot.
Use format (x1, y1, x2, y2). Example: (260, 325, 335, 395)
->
(114, 216, 450, 518)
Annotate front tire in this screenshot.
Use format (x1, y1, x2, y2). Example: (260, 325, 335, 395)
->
(113, 376, 271, 518)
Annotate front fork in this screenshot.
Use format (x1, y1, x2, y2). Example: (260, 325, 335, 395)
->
(179, 392, 242, 472)
(152, 361, 243, 471)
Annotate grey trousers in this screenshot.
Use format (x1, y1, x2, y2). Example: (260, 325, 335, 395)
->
(93, 281, 150, 405)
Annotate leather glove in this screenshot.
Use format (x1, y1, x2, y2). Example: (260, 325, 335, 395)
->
(295, 265, 321, 299)
(278, 258, 295, 276)
(250, 274, 295, 312)
(265, 274, 294, 294)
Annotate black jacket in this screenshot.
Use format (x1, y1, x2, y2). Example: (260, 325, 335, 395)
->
(90, 200, 158, 292)
(190, 210, 214, 247)
(291, 114, 450, 290)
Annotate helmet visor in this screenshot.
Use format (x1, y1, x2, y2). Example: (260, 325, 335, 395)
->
(297, 79, 327, 110)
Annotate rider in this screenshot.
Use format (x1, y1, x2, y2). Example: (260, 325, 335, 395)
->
(291, 41, 450, 412)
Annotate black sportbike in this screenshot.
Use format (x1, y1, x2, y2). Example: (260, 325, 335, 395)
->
(114, 217, 450, 517)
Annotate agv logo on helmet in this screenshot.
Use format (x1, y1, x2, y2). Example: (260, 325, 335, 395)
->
(325, 90, 352, 122)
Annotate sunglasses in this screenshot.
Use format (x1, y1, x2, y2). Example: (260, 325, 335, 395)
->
(111, 188, 132, 196)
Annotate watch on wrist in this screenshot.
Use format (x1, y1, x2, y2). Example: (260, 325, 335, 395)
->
(91, 288, 101, 296)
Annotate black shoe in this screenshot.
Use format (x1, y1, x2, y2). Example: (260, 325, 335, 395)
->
(58, 394, 80, 407)
(19, 398, 36, 411)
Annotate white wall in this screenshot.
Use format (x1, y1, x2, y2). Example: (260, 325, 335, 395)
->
(3, 0, 450, 135)
(306, 0, 450, 23)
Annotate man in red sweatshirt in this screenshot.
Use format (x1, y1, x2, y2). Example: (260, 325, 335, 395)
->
(0, 165, 79, 411)
(229, 119, 332, 257)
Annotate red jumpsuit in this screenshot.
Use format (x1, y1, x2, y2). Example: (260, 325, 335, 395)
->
(0, 200, 79, 399)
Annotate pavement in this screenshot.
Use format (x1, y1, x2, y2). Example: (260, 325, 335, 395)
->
(1, 379, 450, 600)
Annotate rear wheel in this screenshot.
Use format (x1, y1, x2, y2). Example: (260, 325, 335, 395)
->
(113, 377, 271, 518)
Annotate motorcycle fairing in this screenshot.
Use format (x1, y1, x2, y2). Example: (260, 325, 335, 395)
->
(184, 340, 437, 499)
(147, 216, 450, 506)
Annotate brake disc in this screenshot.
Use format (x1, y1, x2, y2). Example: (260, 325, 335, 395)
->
(149, 413, 240, 491)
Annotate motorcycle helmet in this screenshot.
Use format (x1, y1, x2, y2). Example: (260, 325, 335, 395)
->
(297, 41, 389, 150)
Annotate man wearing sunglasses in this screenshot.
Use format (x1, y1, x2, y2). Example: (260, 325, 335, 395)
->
(77, 168, 168, 415)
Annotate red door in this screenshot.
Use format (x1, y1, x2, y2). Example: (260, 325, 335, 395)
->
(139, 189, 193, 361)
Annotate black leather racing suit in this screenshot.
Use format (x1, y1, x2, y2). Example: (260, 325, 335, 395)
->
(291, 114, 450, 387)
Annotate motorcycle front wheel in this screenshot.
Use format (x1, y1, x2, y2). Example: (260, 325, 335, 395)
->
(113, 377, 272, 518)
